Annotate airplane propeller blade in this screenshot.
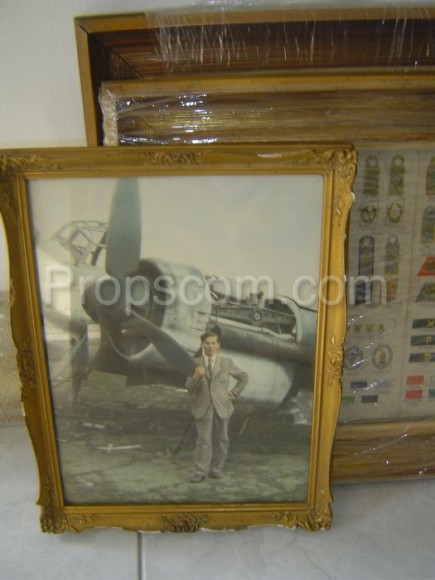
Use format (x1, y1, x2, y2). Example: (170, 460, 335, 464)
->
(93, 180, 196, 379)
(130, 309, 196, 377)
(106, 179, 142, 278)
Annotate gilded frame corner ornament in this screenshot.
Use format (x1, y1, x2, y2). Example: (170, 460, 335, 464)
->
(0, 144, 355, 533)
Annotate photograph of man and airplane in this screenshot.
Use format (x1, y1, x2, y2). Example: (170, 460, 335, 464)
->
(28, 173, 323, 505)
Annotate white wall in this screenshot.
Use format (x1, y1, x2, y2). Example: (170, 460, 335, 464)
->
(0, 0, 433, 290)
(0, 0, 192, 290)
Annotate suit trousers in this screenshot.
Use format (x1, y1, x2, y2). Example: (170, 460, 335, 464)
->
(194, 404, 229, 476)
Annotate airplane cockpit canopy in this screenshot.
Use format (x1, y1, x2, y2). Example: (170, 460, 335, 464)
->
(53, 221, 108, 268)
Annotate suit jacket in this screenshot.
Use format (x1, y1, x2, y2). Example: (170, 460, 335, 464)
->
(186, 355, 248, 419)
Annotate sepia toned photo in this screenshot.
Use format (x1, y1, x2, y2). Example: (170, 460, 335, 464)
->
(30, 173, 323, 506)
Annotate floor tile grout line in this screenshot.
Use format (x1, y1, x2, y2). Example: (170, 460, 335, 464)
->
(137, 531, 145, 580)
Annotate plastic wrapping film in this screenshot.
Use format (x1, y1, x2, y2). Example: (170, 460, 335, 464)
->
(143, 1, 435, 75)
(97, 1, 435, 480)
(100, 80, 435, 146)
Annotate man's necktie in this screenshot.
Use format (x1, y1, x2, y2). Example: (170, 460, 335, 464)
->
(207, 358, 213, 380)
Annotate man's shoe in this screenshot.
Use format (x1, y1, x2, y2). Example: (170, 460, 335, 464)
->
(209, 469, 223, 479)
(190, 473, 206, 483)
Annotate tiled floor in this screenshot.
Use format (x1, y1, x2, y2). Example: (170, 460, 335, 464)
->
(1, 423, 435, 580)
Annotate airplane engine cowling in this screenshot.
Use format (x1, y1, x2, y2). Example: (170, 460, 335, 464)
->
(133, 259, 212, 353)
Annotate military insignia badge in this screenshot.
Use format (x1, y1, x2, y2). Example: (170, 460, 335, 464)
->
(359, 203, 378, 225)
(363, 156, 380, 197)
(418, 256, 435, 276)
(344, 346, 365, 371)
(388, 155, 405, 196)
(372, 344, 393, 370)
(387, 201, 404, 224)
(421, 206, 435, 245)
(426, 157, 435, 197)
(358, 235, 375, 276)
(384, 235, 400, 275)
(416, 283, 435, 302)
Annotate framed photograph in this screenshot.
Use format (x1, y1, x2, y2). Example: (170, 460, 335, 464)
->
(0, 144, 355, 533)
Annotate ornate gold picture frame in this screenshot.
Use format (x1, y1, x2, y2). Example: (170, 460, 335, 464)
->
(0, 144, 355, 533)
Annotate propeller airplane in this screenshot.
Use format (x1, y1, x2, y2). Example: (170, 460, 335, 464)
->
(35, 179, 318, 421)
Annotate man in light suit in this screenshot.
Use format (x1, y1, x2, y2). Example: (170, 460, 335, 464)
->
(185, 331, 249, 483)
